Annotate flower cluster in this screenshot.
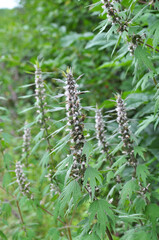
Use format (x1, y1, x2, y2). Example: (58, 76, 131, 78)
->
(15, 161, 33, 199)
(22, 121, 31, 158)
(45, 168, 59, 196)
(101, 0, 128, 32)
(116, 94, 137, 167)
(95, 107, 112, 165)
(35, 63, 49, 126)
(64, 68, 86, 178)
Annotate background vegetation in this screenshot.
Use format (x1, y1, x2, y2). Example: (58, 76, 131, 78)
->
(0, 0, 159, 239)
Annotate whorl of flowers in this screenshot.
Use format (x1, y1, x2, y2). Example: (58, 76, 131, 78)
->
(101, 0, 128, 32)
(35, 63, 50, 126)
(95, 107, 112, 165)
(64, 68, 86, 177)
(15, 161, 33, 199)
(22, 121, 31, 157)
(116, 94, 137, 167)
(100, 0, 143, 55)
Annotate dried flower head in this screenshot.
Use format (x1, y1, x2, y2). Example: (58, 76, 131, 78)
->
(64, 68, 86, 177)
(116, 94, 137, 167)
(15, 161, 33, 199)
(95, 107, 112, 165)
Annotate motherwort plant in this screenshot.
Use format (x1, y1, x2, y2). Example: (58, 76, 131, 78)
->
(34, 63, 55, 193)
(64, 68, 86, 179)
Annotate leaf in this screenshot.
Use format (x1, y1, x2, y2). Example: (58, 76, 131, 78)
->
(19, 106, 35, 114)
(146, 204, 159, 235)
(83, 167, 102, 200)
(121, 179, 138, 203)
(46, 228, 60, 240)
(153, 25, 159, 53)
(4, 153, 12, 168)
(82, 142, 93, 162)
(55, 155, 73, 176)
(134, 146, 146, 160)
(39, 151, 50, 168)
(133, 197, 146, 213)
(3, 172, 11, 188)
(89, 199, 115, 238)
(107, 171, 114, 183)
(136, 164, 149, 185)
(135, 46, 155, 72)
(33, 130, 44, 142)
(0, 230, 7, 240)
(135, 115, 157, 135)
(60, 180, 81, 211)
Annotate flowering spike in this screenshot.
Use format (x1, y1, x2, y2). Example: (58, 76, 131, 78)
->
(64, 69, 86, 177)
(15, 161, 33, 199)
(95, 107, 112, 165)
(116, 94, 137, 167)
(22, 121, 31, 162)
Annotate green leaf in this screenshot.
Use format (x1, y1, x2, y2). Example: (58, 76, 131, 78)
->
(134, 146, 146, 160)
(0, 230, 7, 240)
(133, 197, 146, 213)
(46, 228, 60, 240)
(146, 203, 159, 234)
(153, 25, 159, 53)
(39, 151, 50, 168)
(83, 167, 102, 200)
(60, 180, 81, 211)
(3, 172, 11, 188)
(121, 179, 138, 204)
(82, 142, 93, 162)
(135, 115, 157, 135)
(3, 153, 12, 168)
(89, 199, 115, 238)
(136, 164, 149, 185)
(135, 46, 155, 72)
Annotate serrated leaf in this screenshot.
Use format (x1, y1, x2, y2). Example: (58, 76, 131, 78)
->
(134, 146, 146, 160)
(153, 26, 159, 53)
(82, 142, 93, 162)
(135, 46, 155, 72)
(3, 172, 11, 188)
(39, 151, 50, 168)
(46, 228, 60, 240)
(135, 115, 157, 135)
(89, 199, 115, 238)
(121, 179, 138, 203)
(83, 167, 102, 200)
(60, 180, 81, 211)
(146, 203, 159, 235)
(136, 164, 149, 185)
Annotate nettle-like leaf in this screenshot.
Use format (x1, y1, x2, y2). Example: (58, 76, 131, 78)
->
(121, 228, 151, 240)
(120, 179, 138, 204)
(88, 199, 115, 238)
(135, 115, 157, 135)
(136, 164, 149, 186)
(60, 180, 81, 211)
(134, 46, 155, 72)
(134, 146, 146, 161)
(46, 228, 60, 240)
(83, 166, 102, 200)
(146, 204, 159, 234)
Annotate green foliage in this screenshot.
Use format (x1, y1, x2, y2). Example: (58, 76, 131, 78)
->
(0, 0, 159, 239)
